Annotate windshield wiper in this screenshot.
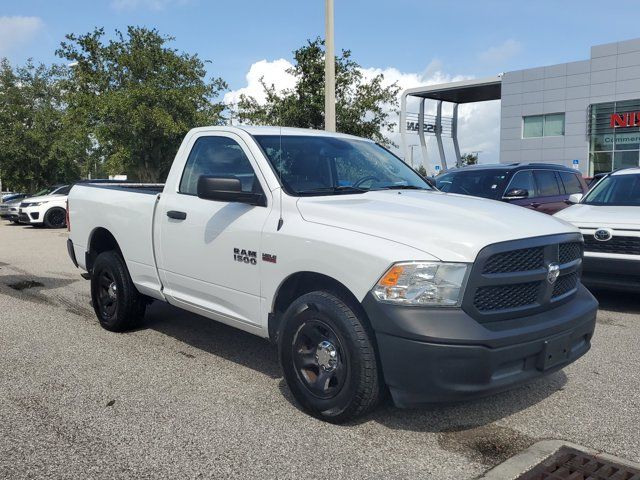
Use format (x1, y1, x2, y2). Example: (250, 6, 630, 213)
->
(296, 186, 368, 195)
(376, 185, 430, 191)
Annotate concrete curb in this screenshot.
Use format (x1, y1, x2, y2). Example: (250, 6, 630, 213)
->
(479, 439, 640, 480)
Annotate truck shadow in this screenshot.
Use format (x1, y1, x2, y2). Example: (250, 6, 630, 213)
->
(145, 301, 281, 379)
(590, 288, 640, 314)
(145, 301, 567, 432)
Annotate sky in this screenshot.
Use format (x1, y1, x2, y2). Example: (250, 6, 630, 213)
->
(2, 0, 640, 169)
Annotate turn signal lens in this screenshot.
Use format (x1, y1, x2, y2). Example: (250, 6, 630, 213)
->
(379, 265, 404, 286)
(372, 261, 469, 307)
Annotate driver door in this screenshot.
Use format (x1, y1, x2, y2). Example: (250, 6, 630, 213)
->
(156, 132, 271, 328)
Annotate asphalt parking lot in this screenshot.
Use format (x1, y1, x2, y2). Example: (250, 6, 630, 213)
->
(1, 222, 639, 479)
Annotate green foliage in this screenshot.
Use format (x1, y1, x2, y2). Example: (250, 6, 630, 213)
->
(56, 27, 227, 181)
(233, 38, 400, 146)
(416, 165, 428, 177)
(0, 59, 86, 192)
(461, 152, 479, 167)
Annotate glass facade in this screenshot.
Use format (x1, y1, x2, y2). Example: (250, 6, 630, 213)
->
(589, 100, 640, 174)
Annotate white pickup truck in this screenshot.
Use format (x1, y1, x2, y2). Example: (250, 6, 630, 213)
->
(68, 126, 598, 422)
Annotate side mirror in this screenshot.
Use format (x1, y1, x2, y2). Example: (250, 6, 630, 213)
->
(568, 193, 583, 204)
(197, 176, 265, 206)
(503, 188, 529, 200)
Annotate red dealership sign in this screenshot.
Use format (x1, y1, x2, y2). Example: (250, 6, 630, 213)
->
(610, 112, 640, 128)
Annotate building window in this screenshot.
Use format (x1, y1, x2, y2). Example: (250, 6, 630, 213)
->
(522, 113, 565, 138)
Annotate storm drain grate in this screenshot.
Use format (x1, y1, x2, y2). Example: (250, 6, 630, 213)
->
(517, 446, 640, 480)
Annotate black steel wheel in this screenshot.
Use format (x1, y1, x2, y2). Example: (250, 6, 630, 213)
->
(90, 251, 146, 331)
(44, 207, 66, 228)
(292, 319, 348, 399)
(279, 290, 381, 423)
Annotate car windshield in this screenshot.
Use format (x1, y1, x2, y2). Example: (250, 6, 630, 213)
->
(435, 169, 509, 200)
(582, 173, 640, 206)
(253, 135, 431, 195)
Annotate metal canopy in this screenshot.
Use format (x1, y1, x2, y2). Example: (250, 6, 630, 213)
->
(402, 76, 502, 103)
(400, 75, 502, 172)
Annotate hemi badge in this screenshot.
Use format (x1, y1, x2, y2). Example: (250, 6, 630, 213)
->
(262, 253, 277, 264)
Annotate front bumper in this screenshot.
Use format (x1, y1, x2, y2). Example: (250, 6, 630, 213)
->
(18, 207, 41, 224)
(582, 256, 640, 291)
(362, 285, 598, 407)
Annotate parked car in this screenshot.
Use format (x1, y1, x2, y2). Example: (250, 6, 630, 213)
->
(67, 126, 597, 423)
(18, 184, 71, 228)
(435, 163, 589, 214)
(1, 197, 28, 223)
(555, 168, 640, 291)
(1, 192, 30, 204)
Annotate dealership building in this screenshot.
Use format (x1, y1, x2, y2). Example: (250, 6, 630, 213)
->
(400, 37, 640, 176)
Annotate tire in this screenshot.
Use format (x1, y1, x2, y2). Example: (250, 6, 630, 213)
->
(90, 251, 146, 332)
(43, 207, 66, 228)
(278, 290, 381, 423)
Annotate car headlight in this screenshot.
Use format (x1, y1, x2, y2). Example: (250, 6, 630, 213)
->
(372, 262, 469, 306)
(30, 201, 48, 206)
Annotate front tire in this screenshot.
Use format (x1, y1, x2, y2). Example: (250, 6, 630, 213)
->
(43, 207, 66, 228)
(90, 251, 146, 331)
(278, 291, 381, 423)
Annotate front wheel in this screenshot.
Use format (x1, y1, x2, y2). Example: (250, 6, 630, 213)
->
(43, 207, 66, 228)
(90, 251, 146, 331)
(278, 291, 381, 423)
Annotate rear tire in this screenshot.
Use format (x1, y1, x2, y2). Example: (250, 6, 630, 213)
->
(91, 251, 146, 331)
(278, 291, 381, 423)
(43, 207, 66, 228)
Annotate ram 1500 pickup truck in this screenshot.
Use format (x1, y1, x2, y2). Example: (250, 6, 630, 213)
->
(67, 126, 598, 422)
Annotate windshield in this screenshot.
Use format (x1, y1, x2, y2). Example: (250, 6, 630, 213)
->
(582, 174, 640, 206)
(253, 135, 431, 195)
(435, 169, 509, 200)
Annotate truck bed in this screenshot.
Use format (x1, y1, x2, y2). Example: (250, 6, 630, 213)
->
(68, 183, 164, 299)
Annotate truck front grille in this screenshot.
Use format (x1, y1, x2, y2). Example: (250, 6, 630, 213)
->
(464, 234, 584, 323)
(583, 234, 640, 255)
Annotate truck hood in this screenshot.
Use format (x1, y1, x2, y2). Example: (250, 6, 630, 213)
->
(554, 204, 640, 229)
(296, 190, 577, 263)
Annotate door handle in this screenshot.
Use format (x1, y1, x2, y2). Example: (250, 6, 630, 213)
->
(167, 210, 187, 220)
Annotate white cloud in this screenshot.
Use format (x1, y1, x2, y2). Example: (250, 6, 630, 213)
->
(479, 39, 522, 64)
(0, 16, 44, 58)
(225, 59, 501, 172)
(111, 0, 188, 11)
(223, 59, 296, 106)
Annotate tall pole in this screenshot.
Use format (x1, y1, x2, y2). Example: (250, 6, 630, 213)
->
(324, 0, 336, 132)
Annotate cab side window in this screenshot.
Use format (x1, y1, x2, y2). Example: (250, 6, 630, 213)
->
(180, 136, 257, 195)
(533, 170, 561, 197)
(558, 171, 583, 194)
(507, 171, 535, 197)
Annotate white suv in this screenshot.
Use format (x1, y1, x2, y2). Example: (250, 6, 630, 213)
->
(555, 168, 640, 291)
(19, 184, 71, 228)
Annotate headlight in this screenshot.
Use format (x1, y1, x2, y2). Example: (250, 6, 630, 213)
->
(30, 201, 48, 206)
(372, 261, 469, 306)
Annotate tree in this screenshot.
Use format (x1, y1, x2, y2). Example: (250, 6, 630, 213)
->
(0, 59, 84, 192)
(56, 27, 227, 182)
(233, 38, 400, 146)
(460, 152, 479, 167)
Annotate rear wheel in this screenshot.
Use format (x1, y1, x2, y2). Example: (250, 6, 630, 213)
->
(90, 251, 146, 331)
(278, 291, 381, 423)
(43, 207, 66, 228)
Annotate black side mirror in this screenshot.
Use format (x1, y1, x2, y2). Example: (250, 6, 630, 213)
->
(197, 176, 266, 206)
(503, 188, 529, 200)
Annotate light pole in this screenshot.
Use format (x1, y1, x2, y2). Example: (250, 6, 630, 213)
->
(324, 0, 336, 132)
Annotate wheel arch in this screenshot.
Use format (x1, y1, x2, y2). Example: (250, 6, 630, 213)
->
(86, 227, 123, 273)
(269, 271, 370, 343)
(43, 205, 67, 227)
